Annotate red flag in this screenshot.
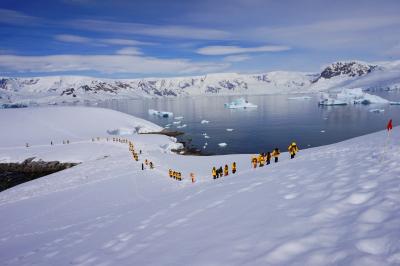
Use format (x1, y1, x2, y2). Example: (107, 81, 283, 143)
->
(387, 119, 393, 131)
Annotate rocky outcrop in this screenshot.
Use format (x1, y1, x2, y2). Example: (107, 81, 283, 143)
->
(0, 158, 78, 192)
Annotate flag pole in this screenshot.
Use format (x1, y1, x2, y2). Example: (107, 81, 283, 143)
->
(381, 119, 393, 162)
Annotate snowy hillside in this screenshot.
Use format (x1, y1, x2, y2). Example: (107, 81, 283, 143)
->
(1, 60, 400, 105)
(0, 107, 399, 265)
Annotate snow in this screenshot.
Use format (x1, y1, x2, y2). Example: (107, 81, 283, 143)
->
(224, 98, 257, 109)
(2, 60, 400, 106)
(0, 106, 400, 265)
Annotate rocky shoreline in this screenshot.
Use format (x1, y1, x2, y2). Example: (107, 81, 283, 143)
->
(0, 157, 78, 192)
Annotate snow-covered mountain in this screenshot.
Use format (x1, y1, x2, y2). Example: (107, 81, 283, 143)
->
(1, 60, 400, 105)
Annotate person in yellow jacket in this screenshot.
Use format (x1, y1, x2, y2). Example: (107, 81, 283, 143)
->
(224, 165, 229, 176)
(232, 162, 237, 174)
(288, 142, 299, 159)
(169, 169, 173, 178)
(259, 154, 265, 167)
(212, 167, 217, 179)
(272, 148, 280, 163)
(251, 156, 257, 168)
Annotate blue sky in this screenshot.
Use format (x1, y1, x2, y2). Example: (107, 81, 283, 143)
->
(0, 0, 400, 78)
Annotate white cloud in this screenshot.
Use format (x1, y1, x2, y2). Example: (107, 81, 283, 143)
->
(68, 19, 231, 40)
(252, 16, 400, 50)
(196, 45, 290, 55)
(100, 38, 153, 46)
(223, 54, 251, 62)
(0, 54, 229, 75)
(0, 8, 40, 25)
(54, 34, 154, 46)
(54, 34, 91, 43)
(116, 47, 142, 55)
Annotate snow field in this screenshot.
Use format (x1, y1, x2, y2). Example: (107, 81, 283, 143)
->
(0, 106, 399, 265)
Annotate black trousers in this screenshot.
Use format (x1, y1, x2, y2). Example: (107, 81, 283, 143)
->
(275, 157, 278, 163)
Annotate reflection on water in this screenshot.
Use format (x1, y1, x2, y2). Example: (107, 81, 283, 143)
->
(98, 92, 400, 155)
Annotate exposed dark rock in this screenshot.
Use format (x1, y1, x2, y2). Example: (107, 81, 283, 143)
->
(0, 159, 79, 192)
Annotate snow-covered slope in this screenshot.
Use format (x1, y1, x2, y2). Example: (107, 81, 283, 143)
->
(0, 107, 399, 265)
(1, 60, 400, 105)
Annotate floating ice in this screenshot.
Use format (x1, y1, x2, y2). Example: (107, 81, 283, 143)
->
(204, 135, 210, 139)
(218, 142, 227, 147)
(369, 109, 385, 113)
(148, 109, 173, 118)
(320, 130, 326, 133)
(201, 120, 210, 124)
(319, 88, 389, 106)
(288, 96, 312, 100)
(390, 101, 400, 105)
(226, 128, 234, 132)
(224, 98, 257, 109)
(177, 124, 187, 128)
(174, 116, 184, 120)
(173, 121, 181, 125)
(318, 96, 347, 106)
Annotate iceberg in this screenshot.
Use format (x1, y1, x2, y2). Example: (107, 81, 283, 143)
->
(319, 89, 390, 106)
(287, 96, 312, 100)
(148, 109, 173, 118)
(218, 142, 227, 147)
(224, 98, 257, 109)
(369, 109, 385, 113)
(337, 88, 389, 104)
(318, 98, 347, 106)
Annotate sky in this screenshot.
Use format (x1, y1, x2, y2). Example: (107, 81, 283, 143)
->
(0, 0, 400, 78)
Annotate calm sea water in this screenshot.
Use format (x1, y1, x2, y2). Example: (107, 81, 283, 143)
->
(98, 91, 400, 155)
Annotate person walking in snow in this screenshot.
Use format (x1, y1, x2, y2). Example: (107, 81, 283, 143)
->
(149, 161, 154, 169)
(272, 148, 280, 163)
(266, 152, 271, 165)
(219, 166, 223, 178)
(169, 169, 173, 178)
(141, 163, 144, 170)
(252, 157, 257, 169)
(212, 167, 217, 179)
(288, 142, 299, 159)
(224, 165, 229, 176)
(259, 154, 265, 167)
(232, 162, 237, 174)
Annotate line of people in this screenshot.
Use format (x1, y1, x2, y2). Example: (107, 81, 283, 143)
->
(212, 162, 236, 179)
(169, 169, 182, 181)
(250, 142, 299, 169)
